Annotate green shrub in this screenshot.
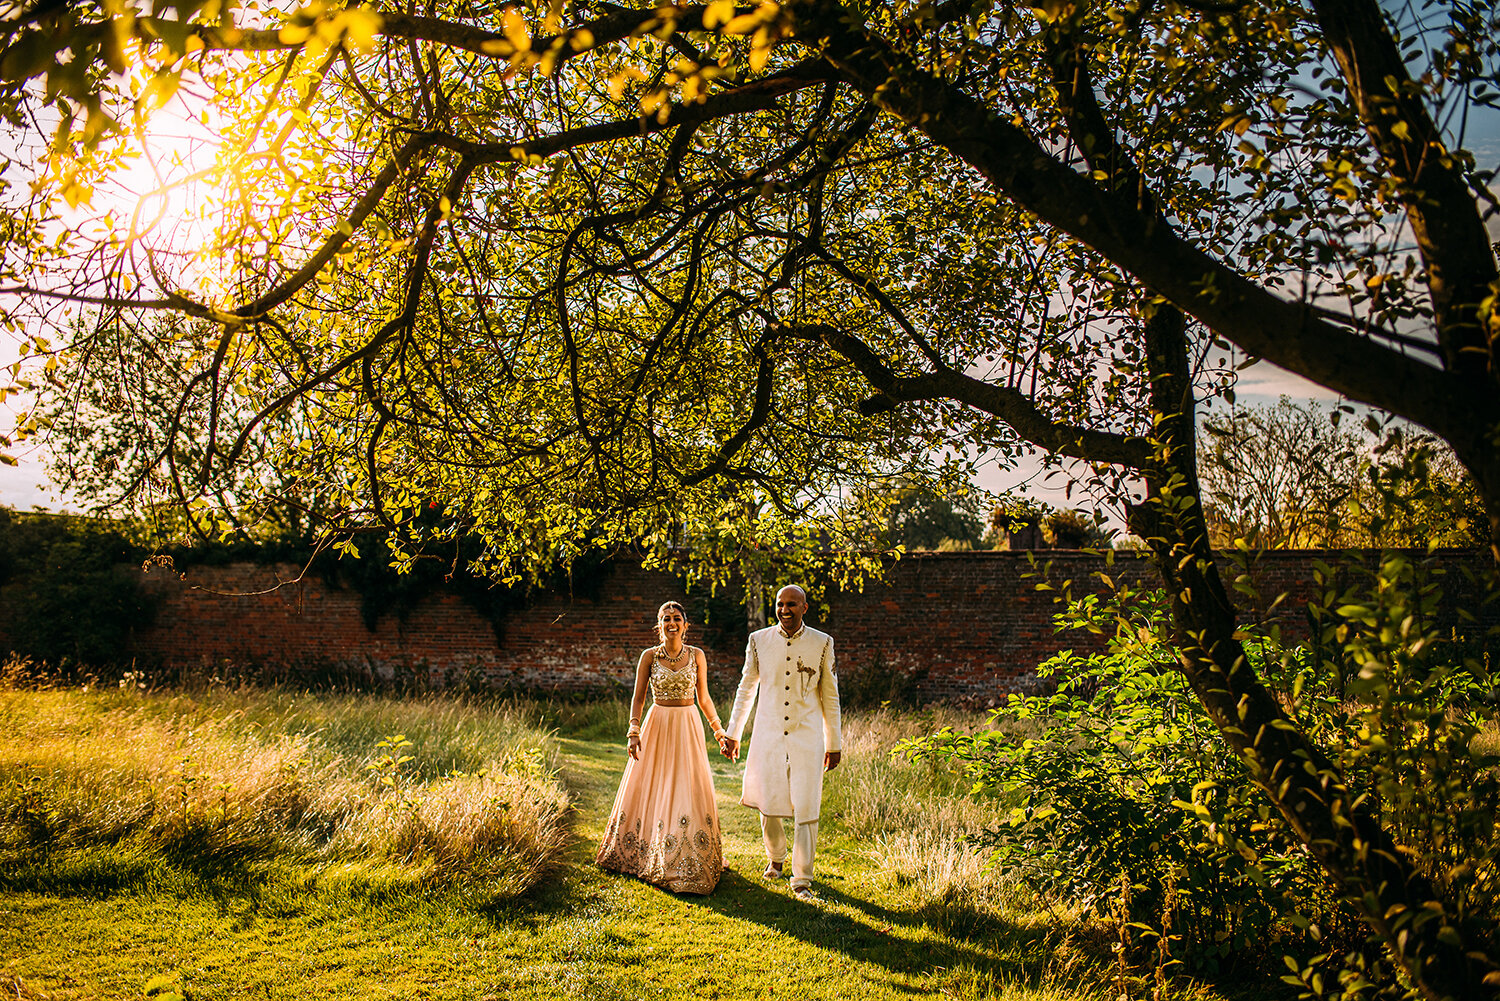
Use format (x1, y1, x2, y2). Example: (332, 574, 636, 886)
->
(900, 555, 1500, 990)
(902, 615, 1326, 974)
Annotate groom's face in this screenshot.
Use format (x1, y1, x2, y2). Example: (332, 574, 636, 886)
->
(775, 588, 808, 634)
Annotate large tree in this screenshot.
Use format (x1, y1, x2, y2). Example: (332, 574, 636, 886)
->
(2, 0, 1498, 994)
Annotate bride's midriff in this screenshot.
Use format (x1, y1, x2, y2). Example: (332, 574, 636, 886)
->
(654, 699, 695, 707)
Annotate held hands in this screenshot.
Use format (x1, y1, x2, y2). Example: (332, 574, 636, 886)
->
(713, 738, 834, 767)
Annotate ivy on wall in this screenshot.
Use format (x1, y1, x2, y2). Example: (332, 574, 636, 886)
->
(0, 508, 618, 666)
(0, 509, 155, 666)
(325, 536, 614, 642)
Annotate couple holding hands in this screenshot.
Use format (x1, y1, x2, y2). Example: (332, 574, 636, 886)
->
(595, 586, 842, 901)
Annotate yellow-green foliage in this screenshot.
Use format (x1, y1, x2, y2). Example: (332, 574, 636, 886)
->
(0, 679, 570, 896)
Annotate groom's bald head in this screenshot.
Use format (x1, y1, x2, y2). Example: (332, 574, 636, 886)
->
(775, 585, 809, 633)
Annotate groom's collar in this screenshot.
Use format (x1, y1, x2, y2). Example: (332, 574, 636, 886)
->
(775, 623, 806, 639)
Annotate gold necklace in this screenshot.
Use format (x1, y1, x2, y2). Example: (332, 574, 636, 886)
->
(659, 643, 688, 664)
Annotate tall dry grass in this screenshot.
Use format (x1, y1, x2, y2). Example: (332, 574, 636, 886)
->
(830, 708, 1057, 935)
(0, 671, 571, 896)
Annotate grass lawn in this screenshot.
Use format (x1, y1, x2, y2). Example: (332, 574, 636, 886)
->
(0, 687, 1260, 1001)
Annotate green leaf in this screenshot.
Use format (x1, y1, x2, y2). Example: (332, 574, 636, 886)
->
(0, 30, 54, 82)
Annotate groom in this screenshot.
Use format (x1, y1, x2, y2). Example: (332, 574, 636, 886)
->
(721, 585, 842, 902)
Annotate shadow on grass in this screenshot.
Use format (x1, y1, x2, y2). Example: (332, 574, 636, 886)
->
(679, 868, 1058, 984)
(0, 841, 267, 906)
(0, 846, 166, 897)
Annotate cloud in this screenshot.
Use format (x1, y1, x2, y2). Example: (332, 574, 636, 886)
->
(0, 457, 76, 512)
(1231, 360, 1343, 406)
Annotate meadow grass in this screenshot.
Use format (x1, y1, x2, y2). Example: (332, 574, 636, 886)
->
(0, 681, 1273, 1001)
(0, 682, 571, 897)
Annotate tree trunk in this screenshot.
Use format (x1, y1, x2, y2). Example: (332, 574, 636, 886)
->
(744, 564, 767, 633)
(1131, 304, 1496, 1001)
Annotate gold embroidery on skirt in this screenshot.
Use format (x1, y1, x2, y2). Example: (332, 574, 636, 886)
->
(597, 808, 722, 894)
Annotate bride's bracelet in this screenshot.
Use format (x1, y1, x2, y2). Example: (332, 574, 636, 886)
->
(627, 719, 641, 739)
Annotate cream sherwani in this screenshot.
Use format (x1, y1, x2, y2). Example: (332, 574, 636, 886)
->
(726, 623, 842, 821)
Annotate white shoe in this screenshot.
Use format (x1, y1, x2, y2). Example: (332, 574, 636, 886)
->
(792, 885, 816, 902)
(763, 862, 786, 879)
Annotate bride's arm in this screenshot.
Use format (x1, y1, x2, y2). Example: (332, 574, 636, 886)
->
(695, 648, 725, 743)
(627, 649, 651, 759)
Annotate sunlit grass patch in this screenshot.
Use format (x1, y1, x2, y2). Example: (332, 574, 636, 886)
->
(0, 688, 1278, 1001)
(340, 767, 570, 892)
(828, 707, 999, 849)
(0, 685, 571, 898)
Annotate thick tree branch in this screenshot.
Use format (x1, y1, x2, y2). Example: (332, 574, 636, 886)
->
(1133, 304, 1496, 1001)
(787, 0, 1499, 448)
(1310, 0, 1499, 378)
(774, 322, 1153, 466)
(1044, 21, 1163, 223)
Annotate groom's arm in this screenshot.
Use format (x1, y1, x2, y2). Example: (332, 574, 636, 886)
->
(723, 633, 761, 754)
(819, 636, 842, 770)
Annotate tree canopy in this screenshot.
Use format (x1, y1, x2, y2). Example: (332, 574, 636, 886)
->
(6, 0, 1496, 562)
(3, 0, 1500, 993)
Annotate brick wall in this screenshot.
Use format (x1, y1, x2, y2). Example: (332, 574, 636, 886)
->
(127, 560, 701, 694)
(98, 548, 1494, 703)
(821, 549, 1496, 703)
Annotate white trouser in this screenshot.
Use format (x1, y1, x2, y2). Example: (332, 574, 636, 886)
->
(761, 813, 818, 891)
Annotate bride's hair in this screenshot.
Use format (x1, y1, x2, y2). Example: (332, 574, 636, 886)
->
(655, 601, 690, 641)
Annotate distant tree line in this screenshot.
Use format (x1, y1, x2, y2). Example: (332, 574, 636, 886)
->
(1199, 398, 1489, 550)
(870, 400, 1489, 555)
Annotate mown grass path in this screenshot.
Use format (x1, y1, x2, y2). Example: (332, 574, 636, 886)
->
(2, 732, 1083, 1001)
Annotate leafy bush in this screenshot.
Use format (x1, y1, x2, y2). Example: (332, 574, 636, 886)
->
(900, 557, 1500, 986)
(1281, 554, 1500, 991)
(901, 604, 1328, 975)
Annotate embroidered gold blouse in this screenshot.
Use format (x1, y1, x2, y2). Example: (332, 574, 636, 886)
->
(649, 646, 698, 702)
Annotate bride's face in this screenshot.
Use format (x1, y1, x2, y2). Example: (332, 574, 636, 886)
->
(659, 607, 687, 642)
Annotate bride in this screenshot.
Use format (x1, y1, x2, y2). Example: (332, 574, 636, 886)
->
(596, 601, 726, 893)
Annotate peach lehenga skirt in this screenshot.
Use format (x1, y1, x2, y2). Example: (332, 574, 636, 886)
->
(596, 704, 723, 894)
